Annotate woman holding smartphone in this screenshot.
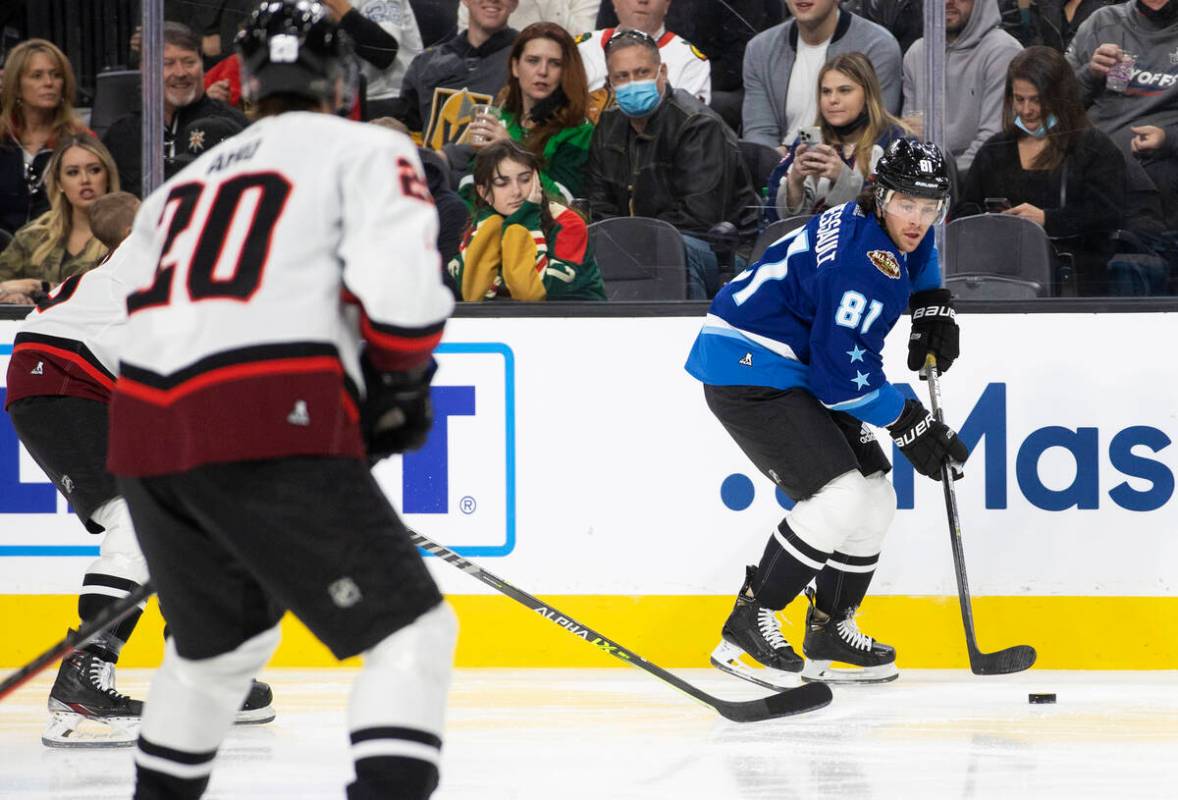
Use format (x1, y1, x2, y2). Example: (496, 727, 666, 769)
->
(955, 46, 1125, 295)
(765, 53, 908, 223)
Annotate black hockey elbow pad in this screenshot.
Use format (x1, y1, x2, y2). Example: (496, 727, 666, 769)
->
(887, 399, 969, 481)
(360, 354, 437, 463)
(907, 288, 958, 374)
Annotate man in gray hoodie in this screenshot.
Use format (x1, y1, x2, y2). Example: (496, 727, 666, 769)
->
(903, 0, 1023, 174)
(742, 0, 902, 153)
(1065, 0, 1178, 227)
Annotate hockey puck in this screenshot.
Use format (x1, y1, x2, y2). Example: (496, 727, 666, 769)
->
(1028, 693, 1056, 704)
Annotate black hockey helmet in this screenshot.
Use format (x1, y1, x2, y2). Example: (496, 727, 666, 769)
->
(236, 1, 357, 110)
(874, 139, 952, 201)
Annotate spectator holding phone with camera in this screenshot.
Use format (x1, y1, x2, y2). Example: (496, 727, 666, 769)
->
(957, 46, 1126, 294)
(766, 53, 907, 223)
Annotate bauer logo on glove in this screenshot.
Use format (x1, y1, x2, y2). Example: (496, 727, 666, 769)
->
(907, 288, 959, 373)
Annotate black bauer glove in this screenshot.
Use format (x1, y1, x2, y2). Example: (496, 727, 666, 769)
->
(887, 399, 969, 481)
(360, 354, 437, 463)
(907, 288, 959, 374)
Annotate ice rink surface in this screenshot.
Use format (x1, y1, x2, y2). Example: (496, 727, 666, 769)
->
(2, 668, 1176, 799)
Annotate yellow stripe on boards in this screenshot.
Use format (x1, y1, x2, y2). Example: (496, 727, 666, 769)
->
(3, 594, 1176, 670)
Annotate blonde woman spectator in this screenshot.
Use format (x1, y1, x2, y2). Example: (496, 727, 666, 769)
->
(773, 53, 909, 219)
(0, 134, 118, 303)
(0, 39, 87, 235)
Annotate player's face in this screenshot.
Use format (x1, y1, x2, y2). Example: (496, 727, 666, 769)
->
(819, 70, 865, 129)
(882, 192, 943, 253)
(945, 0, 974, 34)
(57, 146, 109, 211)
(163, 44, 203, 110)
(512, 37, 564, 105)
(614, 0, 672, 33)
(20, 51, 64, 113)
(786, 0, 839, 26)
(464, 0, 517, 32)
(1011, 78, 1045, 132)
(481, 157, 534, 215)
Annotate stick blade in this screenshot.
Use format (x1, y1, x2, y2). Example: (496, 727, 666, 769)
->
(715, 681, 832, 722)
(971, 644, 1037, 675)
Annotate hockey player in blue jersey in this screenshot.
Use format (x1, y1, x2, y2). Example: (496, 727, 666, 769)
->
(686, 139, 968, 686)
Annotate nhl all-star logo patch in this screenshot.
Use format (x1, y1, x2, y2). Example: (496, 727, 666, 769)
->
(867, 250, 901, 279)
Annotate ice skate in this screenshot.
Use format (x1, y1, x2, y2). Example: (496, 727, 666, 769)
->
(236, 679, 276, 724)
(710, 566, 804, 691)
(801, 595, 898, 684)
(43, 649, 142, 748)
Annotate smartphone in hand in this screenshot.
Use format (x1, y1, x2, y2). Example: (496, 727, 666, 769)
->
(798, 126, 823, 146)
(985, 197, 1011, 213)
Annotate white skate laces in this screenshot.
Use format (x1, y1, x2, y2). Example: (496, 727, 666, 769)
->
(86, 655, 131, 702)
(835, 616, 873, 651)
(757, 607, 790, 650)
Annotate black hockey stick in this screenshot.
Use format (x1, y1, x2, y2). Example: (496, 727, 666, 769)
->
(924, 356, 1036, 675)
(409, 530, 832, 722)
(0, 582, 155, 703)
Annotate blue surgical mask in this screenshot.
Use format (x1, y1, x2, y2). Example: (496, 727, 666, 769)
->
(1014, 113, 1057, 139)
(614, 79, 662, 117)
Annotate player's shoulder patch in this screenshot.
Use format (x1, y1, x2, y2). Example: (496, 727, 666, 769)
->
(689, 43, 708, 61)
(867, 250, 902, 280)
(575, 31, 592, 45)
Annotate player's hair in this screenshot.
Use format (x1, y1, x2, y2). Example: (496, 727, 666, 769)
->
(25, 133, 120, 266)
(0, 38, 83, 144)
(814, 53, 906, 180)
(497, 23, 589, 161)
(163, 21, 201, 55)
(88, 191, 140, 250)
(369, 116, 411, 136)
(470, 139, 556, 230)
(1001, 46, 1090, 172)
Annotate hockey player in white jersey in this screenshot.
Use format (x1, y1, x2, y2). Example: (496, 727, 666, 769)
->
(4, 194, 275, 748)
(106, 2, 456, 798)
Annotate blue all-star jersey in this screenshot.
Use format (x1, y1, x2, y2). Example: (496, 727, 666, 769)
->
(684, 201, 941, 427)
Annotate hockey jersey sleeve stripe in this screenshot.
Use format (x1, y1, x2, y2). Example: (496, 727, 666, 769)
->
(118, 356, 344, 406)
(357, 312, 445, 372)
(12, 339, 117, 389)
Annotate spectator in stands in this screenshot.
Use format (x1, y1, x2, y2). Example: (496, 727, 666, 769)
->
(769, 52, 908, 221)
(409, 0, 460, 46)
(448, 22, 594, 199)
(998, 0, 1117, 52)
(0, 133, 118, 303)
(88, 191, 140, 251)
(449, 139, 605, 300)
(578, 0, 711, 104)
(322, 0, 424, 119)
(904, 0, 1023, 174)
(842, 0, 924, 53)
(743, 0, 902, 154)
(459, 0, 600, 39)
(0, 39, 86, 236)
(104, 22, 247, 198)
(1065, 0, 1178, 229)
(956, 46, 1126, 294)
(395, 0, 519, 151)
(586, 29, 758, 299)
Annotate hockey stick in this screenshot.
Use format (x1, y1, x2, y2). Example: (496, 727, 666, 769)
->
(409, 530, 832, 722)
(0, 582, 155, 703)
(924, 355, 1037, 675)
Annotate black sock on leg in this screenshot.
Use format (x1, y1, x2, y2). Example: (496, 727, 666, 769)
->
(749, 520, 829, 610)
(814, 553, 879, 616)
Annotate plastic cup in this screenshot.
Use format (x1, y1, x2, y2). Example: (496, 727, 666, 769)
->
(469, 104, 503, 145)
(1106, 52, 1136, 94)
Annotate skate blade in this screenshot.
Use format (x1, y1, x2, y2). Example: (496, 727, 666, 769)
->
(234, 704, 276, 725)
(709, 641, 802, 691)
(801, 659, 899, 684)
(42, 709, 138, 748)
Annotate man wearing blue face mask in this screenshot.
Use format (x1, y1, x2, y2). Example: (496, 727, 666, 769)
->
(585, 29, 759, 299)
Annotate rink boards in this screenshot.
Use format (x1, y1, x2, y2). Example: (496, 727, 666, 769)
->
(1, 313, 1175, 669)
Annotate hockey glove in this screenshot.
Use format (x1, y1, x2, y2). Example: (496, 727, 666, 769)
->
(907, 288, 959, 374)
(887, 399, 969, 481)
(360, 354, 437, 463)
